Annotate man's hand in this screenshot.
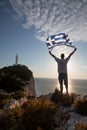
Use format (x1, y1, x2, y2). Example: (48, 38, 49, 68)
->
(49, 51, 56, 58)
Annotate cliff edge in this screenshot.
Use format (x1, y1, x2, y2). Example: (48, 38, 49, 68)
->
(0, 64, 36, 97)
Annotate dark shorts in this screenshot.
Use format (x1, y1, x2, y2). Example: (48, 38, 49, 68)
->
(58, 73, 68, 86)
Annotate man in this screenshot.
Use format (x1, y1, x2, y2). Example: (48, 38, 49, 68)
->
(49, 47, 77, 94)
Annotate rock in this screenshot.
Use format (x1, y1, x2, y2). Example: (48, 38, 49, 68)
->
(74, 94, 87, 101)
(18, 97, 27, 106)
(67, 125, 75, 130)
(4, 99, 20, 109)
(23, 77, 36, 97)
(62, 111, 87, 129)
(53, 103, 87, 130)
(4, 98, 27, 109)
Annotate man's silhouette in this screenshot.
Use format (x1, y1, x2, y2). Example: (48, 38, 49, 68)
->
(49, 47, 77, 94)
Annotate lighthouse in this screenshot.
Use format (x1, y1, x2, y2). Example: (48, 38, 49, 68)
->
(15, 54, 18, 65)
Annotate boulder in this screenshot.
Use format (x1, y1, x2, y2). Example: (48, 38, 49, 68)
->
(4, 98, 27, 109)
(4, 99, 20, 109)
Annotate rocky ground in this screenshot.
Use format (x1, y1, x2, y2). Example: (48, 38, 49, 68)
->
(0, 93, 87, 130)
(54, 105, 87, 130)
(48, 93, 87, 130)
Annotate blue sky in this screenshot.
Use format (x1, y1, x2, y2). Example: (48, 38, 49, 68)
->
(0, 0, 87, 79)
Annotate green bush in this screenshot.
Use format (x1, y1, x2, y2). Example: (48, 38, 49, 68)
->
(51, 88, 74, 107)
(75, 122, 87, 130)
(22, 98, 57, 130)
(74, 98, 87, 115)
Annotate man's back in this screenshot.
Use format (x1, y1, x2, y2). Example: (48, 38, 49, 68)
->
(49, 48, 77, 73)
(55, 57, 70, 73)
(49, 48, 77, 94)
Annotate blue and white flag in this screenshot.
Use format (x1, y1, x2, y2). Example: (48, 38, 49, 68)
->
(46, 33, 74, 50)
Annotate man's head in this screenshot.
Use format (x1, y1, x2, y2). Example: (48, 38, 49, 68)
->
(61, 53, 65, 59)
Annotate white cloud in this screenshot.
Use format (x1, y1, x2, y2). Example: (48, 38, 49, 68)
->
(81, 66, 87, 69)
(9, 0, 87, 42)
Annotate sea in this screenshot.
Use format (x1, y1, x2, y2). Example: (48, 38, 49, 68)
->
(34, 78, 87, 97)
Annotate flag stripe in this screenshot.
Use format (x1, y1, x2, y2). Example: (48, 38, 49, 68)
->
(46, 33, 73, 50)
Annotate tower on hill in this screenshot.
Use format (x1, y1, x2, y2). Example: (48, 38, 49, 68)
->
(15, 54, 18, 65)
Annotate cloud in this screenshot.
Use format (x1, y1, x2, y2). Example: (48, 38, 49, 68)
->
(81, 66, 87, 69)
(9, 0, 87, 42)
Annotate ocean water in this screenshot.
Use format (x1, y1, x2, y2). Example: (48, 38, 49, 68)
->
(35, 78, 87, 97)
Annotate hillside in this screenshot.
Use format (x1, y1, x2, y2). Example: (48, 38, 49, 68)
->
(0, 65, 33, 93)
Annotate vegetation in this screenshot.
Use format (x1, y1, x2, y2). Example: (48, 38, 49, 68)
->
(0, 107, 23, 130)
(51, 88, 74, 107)
(0, 98, 57, 130)
(0, 90, 87, 130)
(74, 97, 87, 115)
(22, 98, 57, 130)
(11, 90, 25, 99)
(0, 74, 87, 130)
(0, 93, 11, 108)
(75, 122, 87, 130)
(0, 65, 33, 93)
(0, 90, 26, 108)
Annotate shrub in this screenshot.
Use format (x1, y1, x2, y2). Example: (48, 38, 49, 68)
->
(51, 88, 62, 104)
(11, 90, 25, 99)
(0, 65, 33, 92)
(0, 98, 57, 130)
(74, 98, 87, 115)
(0, 93, 10, 99)
(0, 107, 23, 130)
(51, 88, 74, 107)
(0, 75, 24, 92)
(75, 122, 87, 130)
(0, 98, 9, 109)
(0, 93, 11, 108)
(22, 98, 57, 130)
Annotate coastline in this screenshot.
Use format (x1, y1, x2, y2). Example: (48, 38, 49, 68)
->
(35, 78, 87, 97)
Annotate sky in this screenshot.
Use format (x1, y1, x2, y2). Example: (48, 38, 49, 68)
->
(0, 0, 87, 79)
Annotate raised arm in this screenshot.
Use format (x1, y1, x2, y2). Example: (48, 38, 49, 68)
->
(68, 47, 77, 59)
(49, 51, 57, 59)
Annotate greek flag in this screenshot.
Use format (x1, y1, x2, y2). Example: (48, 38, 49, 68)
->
(46, 33, 73, 50)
